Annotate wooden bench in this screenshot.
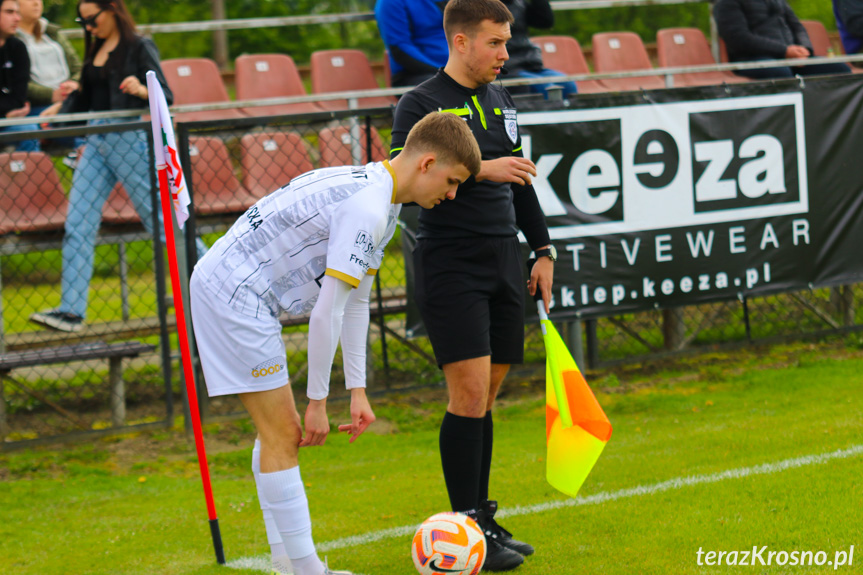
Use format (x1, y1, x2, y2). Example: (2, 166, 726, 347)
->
(0, 341, 155, 439)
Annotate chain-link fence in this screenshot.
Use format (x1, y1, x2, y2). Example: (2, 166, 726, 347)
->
(0, 120, 173, 448)
(2, 106, 861, 448)
(550, 285, 862, 369)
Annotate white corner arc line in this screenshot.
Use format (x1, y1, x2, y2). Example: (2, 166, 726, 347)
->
(226, 443, 863, 572)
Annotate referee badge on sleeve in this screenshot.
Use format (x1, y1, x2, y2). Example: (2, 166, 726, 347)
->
(503, 108, 518, 144)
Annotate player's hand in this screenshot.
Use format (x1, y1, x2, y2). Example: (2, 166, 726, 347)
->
(300, 399, 329, 447)
(476, 157, 537, 186)
(530, 252, 554, 314)
(119, 75, 147, 99)
(338, 388, 376, 443)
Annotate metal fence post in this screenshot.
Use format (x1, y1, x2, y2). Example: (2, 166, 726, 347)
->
(0, 373, 6, 443)
(564, 320, 586, 369)
(348, 99, 362, 164)
(585, 319, 599, 369)
(0, 258, 5, 355)
(662, 307, 686, 350)
(842, 285, 856, 326)
(374, 273, 390, 384)
(109, 357, 126, 427)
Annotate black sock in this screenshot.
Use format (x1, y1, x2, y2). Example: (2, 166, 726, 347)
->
(479, 410, 493, 504)
(439, 411, 484, 512)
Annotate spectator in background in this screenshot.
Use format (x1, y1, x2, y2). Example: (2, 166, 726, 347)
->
(30, 0, 205, 333)
(501, 0, 577, 98)
(17, 0, 81, 113)
(715, 0, 851, 79)
(17, 0, 82, 162)
(833, 0, 863, 64)
(0, 0, 40, 152)
(375, 0, 449, 87)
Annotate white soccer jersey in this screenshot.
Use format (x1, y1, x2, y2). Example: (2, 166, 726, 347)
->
(195, 161, 401, 319)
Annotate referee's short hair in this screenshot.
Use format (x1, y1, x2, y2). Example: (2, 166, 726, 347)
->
(403, 112, 482, 176)
(443, 0, 514, 44)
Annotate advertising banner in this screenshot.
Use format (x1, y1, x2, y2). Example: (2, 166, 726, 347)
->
(403, 76, 863, 331)
(517, 76, 863, 318)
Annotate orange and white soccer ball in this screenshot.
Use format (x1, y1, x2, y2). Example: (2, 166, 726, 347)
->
(411, 512, 486, 575)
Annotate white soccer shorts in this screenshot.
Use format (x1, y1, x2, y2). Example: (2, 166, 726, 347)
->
(190, 275, 289, 397)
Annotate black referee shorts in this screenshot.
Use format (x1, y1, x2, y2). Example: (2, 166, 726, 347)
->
(413, 236, 525, 367)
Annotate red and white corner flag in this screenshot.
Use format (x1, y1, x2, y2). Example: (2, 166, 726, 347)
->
(146, 71, 190, 229)
(145, 70, 225, 565)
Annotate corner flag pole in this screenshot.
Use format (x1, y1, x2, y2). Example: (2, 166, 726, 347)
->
(146, 71, 225, 565)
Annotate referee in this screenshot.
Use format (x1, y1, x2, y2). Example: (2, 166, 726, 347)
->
(391, 0, 555, 571)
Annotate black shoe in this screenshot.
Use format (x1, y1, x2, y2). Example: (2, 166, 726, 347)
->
(30, 309, 84, 332)
(479, 500, 535, 556)
(481, 537, 525, 571)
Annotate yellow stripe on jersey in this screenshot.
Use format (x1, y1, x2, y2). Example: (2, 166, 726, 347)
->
(367, 268, 379, 276)
(439, 106, 472, 117)
(471, 95, 487, 130)
(325, 268, 361, 288)
(383, 159, 398, 204)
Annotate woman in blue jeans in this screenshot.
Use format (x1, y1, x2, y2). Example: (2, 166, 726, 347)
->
(31, 0, 204, 332)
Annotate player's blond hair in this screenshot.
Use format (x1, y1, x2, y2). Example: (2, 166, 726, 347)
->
(443, 0, 514, 44)
(403, 112, 482, 176)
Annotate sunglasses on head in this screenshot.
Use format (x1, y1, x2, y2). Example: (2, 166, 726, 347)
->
(75, 9, 104, 28)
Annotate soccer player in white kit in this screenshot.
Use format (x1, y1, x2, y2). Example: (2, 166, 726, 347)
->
(190, 112, 481, 575)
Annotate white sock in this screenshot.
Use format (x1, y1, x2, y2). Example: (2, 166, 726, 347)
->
(291, 552, 326, 575)
(257, 466, 318, 563)
(252, 439, 288, 559)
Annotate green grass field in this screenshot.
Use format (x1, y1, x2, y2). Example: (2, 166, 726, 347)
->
(1, 340, 862, 574)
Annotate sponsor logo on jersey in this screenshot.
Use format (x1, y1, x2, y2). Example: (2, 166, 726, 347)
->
(354, 230, 376, 256)
(251, 357, 285, 378)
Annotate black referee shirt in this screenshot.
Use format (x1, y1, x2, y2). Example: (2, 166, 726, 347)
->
(391, 69, 541, 242)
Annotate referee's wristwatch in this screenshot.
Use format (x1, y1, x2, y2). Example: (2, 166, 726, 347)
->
(535, 245, 557, 262)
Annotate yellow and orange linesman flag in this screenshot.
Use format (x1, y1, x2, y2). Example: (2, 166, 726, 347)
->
(537, 300, 612, 498)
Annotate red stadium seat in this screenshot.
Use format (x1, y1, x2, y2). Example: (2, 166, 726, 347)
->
(801, 20, 833, 57)
(592, 32, 667, 91)
(800, 20, 863, 74)
(719, 39, 729, 63)
(161, 58, 246, 122)
(240, 132, 314, 198)
(656, 28, 748, 87)
(0, 152, 67, 234)
(234, 54, 321, 117)
(187, 137, 256, 215)
(531, 35, 606, 93)
(318, 125, 388, 167)
(310, 50, 397, 111)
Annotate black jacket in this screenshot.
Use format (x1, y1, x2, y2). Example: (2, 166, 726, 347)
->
(0, 36, 30, 118)
(714, 0, 812, 62)
(391, 70, 549, 249)
(502, 0, 554, 72)
(68, 35, 172, 113)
